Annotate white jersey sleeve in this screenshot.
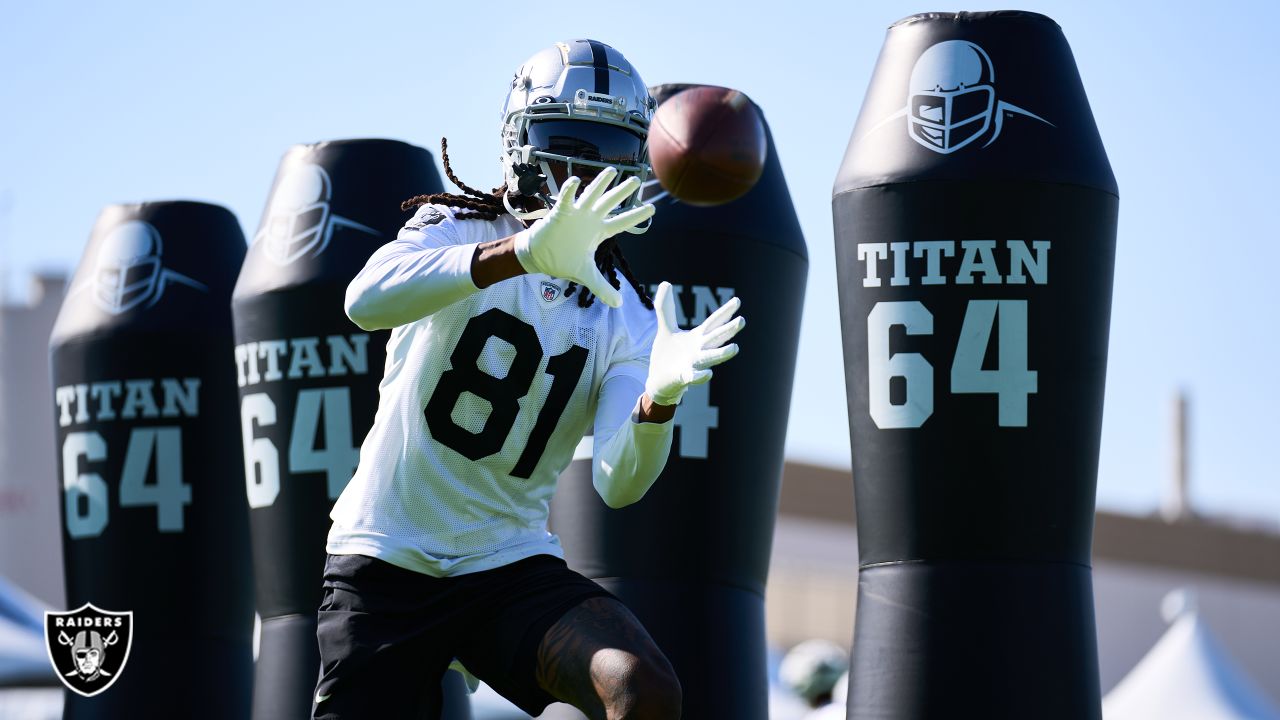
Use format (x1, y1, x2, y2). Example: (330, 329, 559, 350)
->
(589, 303, 674, 508)
(344, 204, 482, 331)
(590, 376, 674, 508)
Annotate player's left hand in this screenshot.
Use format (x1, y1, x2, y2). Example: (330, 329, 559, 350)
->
(645, 281, 745, 406)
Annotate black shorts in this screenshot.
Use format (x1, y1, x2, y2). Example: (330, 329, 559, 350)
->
(313, 552, 614, 719)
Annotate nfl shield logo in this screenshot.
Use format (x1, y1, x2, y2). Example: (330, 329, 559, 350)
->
(45, 603, 133, 697)
(541, 281, 560, 302)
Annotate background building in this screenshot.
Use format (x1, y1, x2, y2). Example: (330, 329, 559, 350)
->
(0, 274, 66, 608)
(769, 461, 1280, 705)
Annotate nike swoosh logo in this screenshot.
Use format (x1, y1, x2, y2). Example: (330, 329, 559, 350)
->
(315, 693, 332, 704)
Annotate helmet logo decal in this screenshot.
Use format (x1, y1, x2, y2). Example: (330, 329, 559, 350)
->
(77, 220, 207, 315)
(255, 163, 379, 265)
(45, 603, 134, 697)
(586, 39, 611, 93)
(870, 40, 1053, 154)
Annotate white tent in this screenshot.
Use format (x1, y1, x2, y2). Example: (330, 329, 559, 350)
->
(1103, 594, 1280, 720)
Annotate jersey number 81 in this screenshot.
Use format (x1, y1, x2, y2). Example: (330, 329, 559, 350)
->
(426, 308, 588, 479)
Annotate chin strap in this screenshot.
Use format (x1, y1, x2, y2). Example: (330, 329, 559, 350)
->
(503, 161, 552, 221)
(503, 192, 550, 222)
(622, 215, 652, 234)
(512, 162, 546, 196)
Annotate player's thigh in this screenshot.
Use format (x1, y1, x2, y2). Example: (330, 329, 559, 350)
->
(452, 555, 612, 715)
(535, 595, 682, 718)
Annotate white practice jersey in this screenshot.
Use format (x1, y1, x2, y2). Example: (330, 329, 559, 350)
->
(328, 203, 665, 577)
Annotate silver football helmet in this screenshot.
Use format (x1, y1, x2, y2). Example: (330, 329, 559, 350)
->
(779, 639, 848, 706)
(499, 39, 654, 231)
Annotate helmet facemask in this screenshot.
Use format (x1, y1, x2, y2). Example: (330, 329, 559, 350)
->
(909, 85, 994, 153)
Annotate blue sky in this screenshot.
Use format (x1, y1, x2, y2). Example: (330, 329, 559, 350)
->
(2, 1, 1277, 522)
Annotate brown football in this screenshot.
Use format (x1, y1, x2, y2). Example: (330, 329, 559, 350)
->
(646, 85, 767, 206)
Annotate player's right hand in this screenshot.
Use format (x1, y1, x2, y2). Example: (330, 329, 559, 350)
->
(645, 281, 745, 406)
(513, 167, 654, 308)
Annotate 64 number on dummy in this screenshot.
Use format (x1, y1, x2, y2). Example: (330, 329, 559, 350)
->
(236, 333, 372, 508)
(867, 299, 1037, 429)
(241, 388, 358, 508)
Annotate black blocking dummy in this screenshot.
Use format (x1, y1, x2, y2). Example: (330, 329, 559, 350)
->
(49, 201, 253, 718)
(832, 12, 1118, 719)
(231, 139, 469, 719)
(549, 85, 807, 719)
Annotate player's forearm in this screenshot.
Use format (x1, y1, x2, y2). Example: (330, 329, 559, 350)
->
(470, 235, 527, 289)
(637, 394, 676, 423)
(592, 400, 674, 509)
(345, 242, 479, 330)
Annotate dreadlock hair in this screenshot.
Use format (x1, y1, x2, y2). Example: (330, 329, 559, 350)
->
(401, 138, 507, 220)
(401, 138, 654, 311)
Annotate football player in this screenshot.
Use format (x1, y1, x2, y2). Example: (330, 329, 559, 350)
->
(313, 39, 745, 720)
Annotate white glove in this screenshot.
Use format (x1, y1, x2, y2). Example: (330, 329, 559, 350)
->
(513, 167, 655, 308)
(645, 281, 746, 406)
